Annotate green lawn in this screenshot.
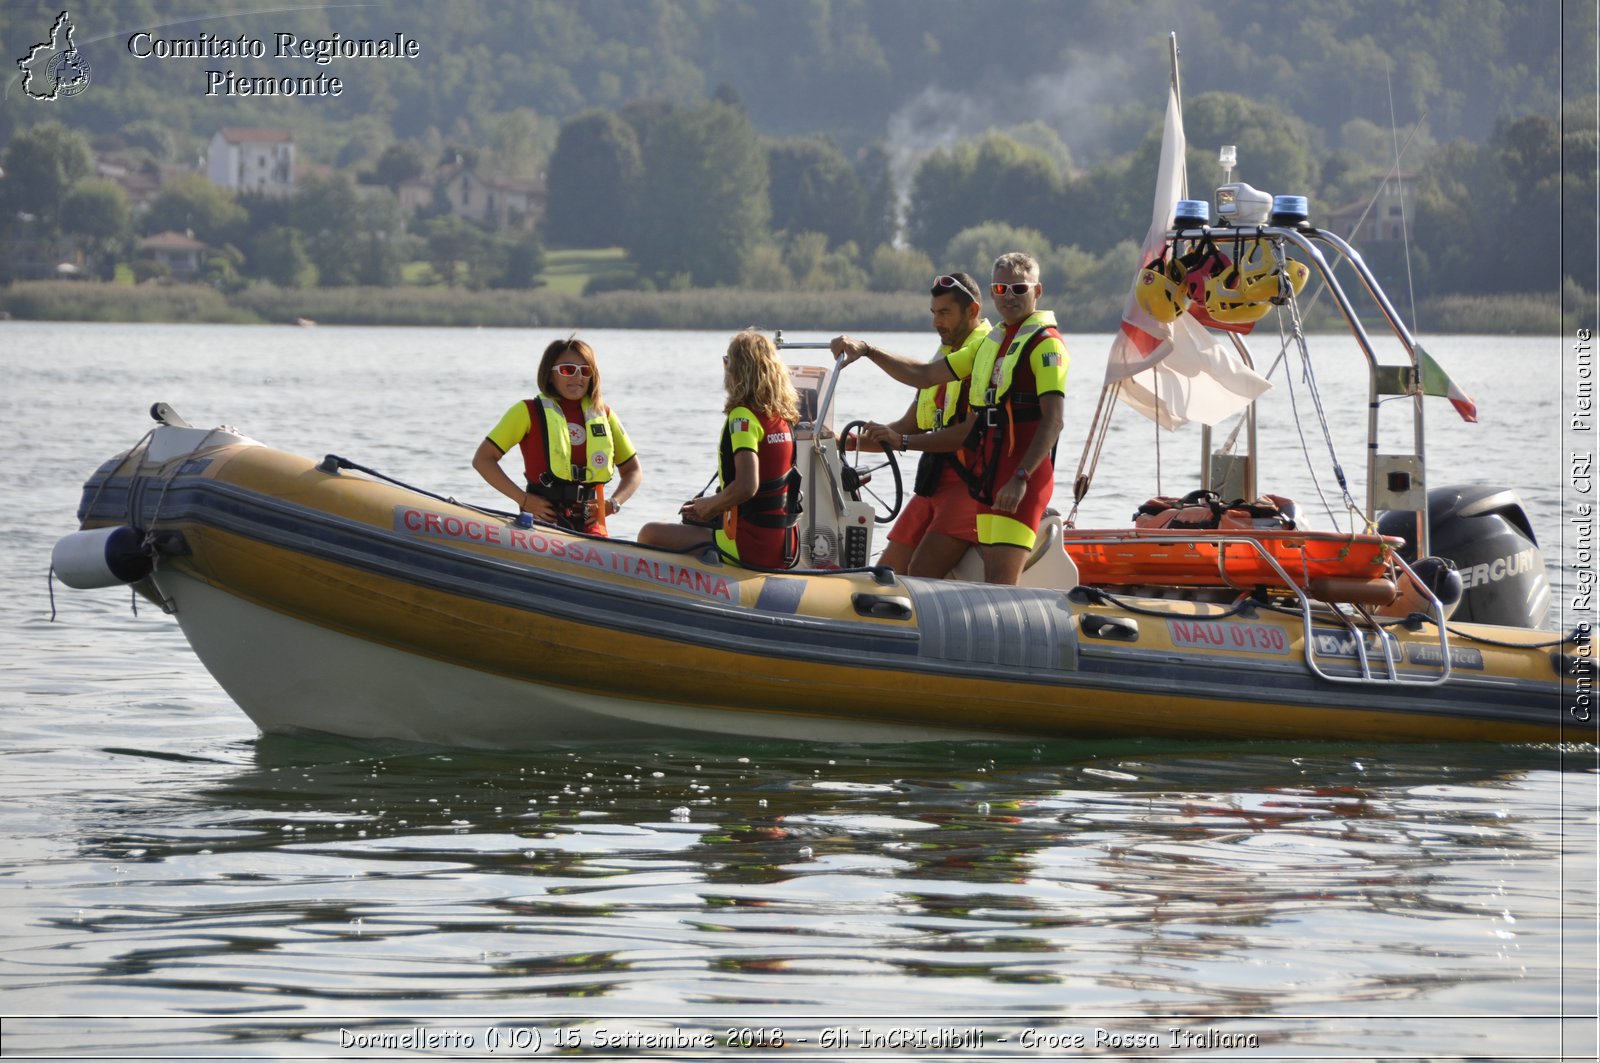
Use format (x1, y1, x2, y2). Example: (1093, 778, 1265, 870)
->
(400, 261, 434, 284)
(384, 248, 635, 292)
(540, 247, 634, 295)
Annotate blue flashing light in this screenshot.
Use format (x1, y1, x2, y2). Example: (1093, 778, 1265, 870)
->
(1174, 199, 1211, 227)
(1271, 195, 1309, 227)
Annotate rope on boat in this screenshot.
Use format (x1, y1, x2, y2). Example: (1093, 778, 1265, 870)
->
(1217, 269, 1368, 537)
(1442, 623, 1583, 650)
(46, 551, 141, 621)
(621, 525, 895, 582)
(1277, 291, 1363, 531)
(1067, 380, 1121, 528)
(324, 455, 895, 583)
(321, 454, 492, 512)
(53, 429, 159, 623)
(1069, 584, 1262, 620)
(143, 427, 237, 542)
(1251, 595, 1582, 650)
(80, 428, 155, 527)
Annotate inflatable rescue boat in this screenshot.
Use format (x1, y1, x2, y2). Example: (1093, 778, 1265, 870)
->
(53, 193, 1582, 748)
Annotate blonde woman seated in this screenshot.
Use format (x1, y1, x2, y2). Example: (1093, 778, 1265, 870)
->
(638, 330, 802, 568)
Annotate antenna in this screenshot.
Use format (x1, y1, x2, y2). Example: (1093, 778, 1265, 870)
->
(1168, 32, 1186, 199)
(1219, 144, 1236, 185)
(1386, 64, 1419, 333)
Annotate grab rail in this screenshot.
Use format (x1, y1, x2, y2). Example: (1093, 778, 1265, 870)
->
(1058, 528, 1452, 687)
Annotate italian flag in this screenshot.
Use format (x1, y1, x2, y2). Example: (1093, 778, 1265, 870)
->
(1418, 345, 1479, 423)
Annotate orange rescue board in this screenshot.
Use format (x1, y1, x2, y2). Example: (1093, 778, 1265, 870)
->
(1063, 528, 1402, 590)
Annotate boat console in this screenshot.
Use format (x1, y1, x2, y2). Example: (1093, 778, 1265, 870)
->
(762, 167, 1555, 697)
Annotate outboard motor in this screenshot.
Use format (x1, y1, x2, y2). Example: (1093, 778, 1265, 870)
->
(1378, 486, 1551, 628)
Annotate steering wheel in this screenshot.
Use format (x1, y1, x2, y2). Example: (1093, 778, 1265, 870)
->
(839, 420, 904, 524)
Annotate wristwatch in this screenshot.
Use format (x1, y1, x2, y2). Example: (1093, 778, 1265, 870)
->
(899, 434, 908, 452)
(1013, 467, 1030, 481)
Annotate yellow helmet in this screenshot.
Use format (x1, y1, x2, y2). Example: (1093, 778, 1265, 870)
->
(1201, 276, 1274, 324)
(1237, 242, 1311, 303)
(1194, 240, 1307, 323)
(1135, 254, 1188, 323)
(1177, 241, 1232, 304)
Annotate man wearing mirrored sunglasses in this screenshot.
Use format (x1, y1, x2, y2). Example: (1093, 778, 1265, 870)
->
(831, 252, 1067, 585)
(835, 271, 990, 577)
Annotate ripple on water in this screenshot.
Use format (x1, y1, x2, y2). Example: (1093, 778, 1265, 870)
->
(2, 325, 1593, 1056)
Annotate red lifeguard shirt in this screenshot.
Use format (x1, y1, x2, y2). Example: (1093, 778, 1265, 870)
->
(714, 406, 795, 569)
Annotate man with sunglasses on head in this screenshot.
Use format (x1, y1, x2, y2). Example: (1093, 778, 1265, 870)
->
(831, 252, 1066, 585)
(834, 271, 991, 577)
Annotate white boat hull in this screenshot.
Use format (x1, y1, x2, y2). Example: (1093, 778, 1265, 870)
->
(157, 571, 994, 747)
(55, 424, 1569, 747)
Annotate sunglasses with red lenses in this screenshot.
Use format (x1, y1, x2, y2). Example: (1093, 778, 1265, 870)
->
(990, 281, 1034, 297)
(553, 363, 592, 378)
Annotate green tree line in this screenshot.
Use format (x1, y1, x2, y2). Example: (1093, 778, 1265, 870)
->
(0, 122, 544, 290)
(1, 0, 1590, 311)
(3, 91, 1591, 310)
(538, 86, 1593, 302)
(0, 0, 1574, 165)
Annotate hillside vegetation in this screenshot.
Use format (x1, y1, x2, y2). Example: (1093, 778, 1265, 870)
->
(0, 0, 1591, 328)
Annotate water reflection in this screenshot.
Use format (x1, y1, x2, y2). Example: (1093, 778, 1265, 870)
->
(30, 737, 1587, 1028)
(7, 324, 1590, 1055)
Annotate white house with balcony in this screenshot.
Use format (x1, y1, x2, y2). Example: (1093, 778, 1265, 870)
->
(206, 128, 295, 196)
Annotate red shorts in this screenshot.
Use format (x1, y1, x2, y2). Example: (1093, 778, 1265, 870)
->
(886, 465, 981, 547)
(977, 461, 1054, 549)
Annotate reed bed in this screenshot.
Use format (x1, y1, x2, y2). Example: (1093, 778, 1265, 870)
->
(0, 281, 256, 324)
(0, 281, 1565, 335)
(1413, 293, 1567, 335)
(231, 286, 571, 328)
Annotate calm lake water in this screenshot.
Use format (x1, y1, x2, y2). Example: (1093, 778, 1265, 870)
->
(3, 321, 1595, 1058)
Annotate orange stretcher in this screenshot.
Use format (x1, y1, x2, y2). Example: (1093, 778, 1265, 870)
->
(1062, 528, 1404, 604)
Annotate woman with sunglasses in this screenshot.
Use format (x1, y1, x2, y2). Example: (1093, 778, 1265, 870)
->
(637, 329, 803, 569)
(472, 337, 641, 535)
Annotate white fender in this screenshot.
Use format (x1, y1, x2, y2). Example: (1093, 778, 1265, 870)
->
(52, 526, 153, 589)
